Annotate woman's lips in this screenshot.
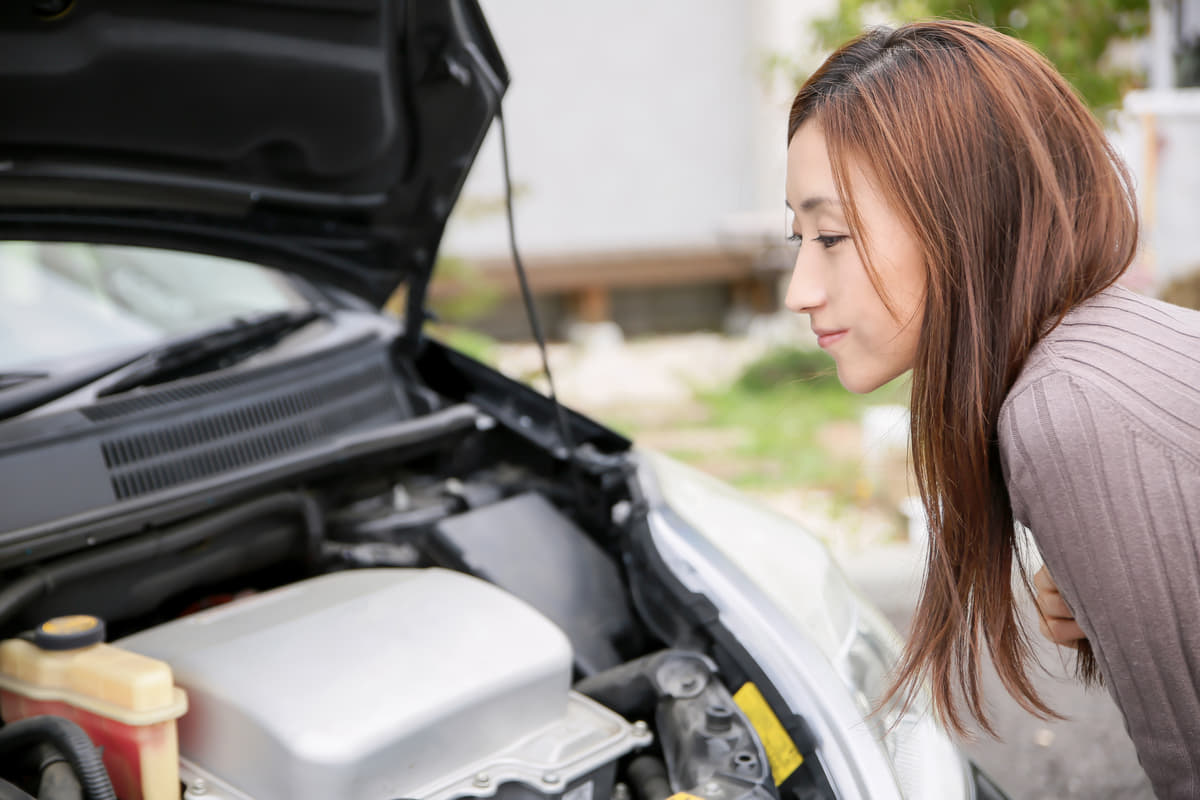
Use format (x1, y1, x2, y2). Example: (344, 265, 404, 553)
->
(816, 330, 848, 349)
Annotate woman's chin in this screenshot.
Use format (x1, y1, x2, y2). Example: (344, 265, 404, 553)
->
(835, 364, 895, 395)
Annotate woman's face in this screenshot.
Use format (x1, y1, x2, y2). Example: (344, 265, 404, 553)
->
(784, 121, 926, 394)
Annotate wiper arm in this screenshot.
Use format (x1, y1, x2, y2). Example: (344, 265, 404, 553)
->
(97, 308, 323, 397)
(0, 309, 322, 421)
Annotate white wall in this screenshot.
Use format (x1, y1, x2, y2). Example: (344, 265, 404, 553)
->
(442, 0, 830, 260)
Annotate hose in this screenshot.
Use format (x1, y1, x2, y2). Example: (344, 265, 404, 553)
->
(23, 744, 82, 800)
(0, 717, 115, 800)
(0, 491, 323, 631)
(627, 755, 672, 800)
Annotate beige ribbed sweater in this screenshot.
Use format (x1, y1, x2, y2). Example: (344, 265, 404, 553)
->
(998, 284, 1200, 799)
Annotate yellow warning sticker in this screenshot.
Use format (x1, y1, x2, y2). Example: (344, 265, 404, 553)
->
(666, 795, 706, 800)
(733, 682, 804, 785)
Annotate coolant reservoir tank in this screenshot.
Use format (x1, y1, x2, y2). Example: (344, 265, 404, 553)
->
(0, 615, 188, 800)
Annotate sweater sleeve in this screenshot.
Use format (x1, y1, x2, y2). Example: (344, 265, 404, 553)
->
(999, 370, 1200, 800)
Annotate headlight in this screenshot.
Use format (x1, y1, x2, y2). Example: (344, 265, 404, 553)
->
(638, 450, 970, 800)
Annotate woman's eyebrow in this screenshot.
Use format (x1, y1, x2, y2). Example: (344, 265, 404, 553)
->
(786, 196, 842, 213)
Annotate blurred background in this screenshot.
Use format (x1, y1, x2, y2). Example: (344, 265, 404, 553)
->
(403, 3, 1198, 796)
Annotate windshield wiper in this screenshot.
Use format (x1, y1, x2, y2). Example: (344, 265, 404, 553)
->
(97, 308, 322, 397)
(0, 371, 50, 391)
(0, 309, 323, 421)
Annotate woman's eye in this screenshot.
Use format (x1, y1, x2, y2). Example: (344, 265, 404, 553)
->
(788, 233, 848, 248)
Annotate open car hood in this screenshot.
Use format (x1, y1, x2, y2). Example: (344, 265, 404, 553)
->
(0, 0, 507, 308)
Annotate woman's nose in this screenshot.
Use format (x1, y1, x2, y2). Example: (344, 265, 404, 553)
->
(784, 248, 825, 313)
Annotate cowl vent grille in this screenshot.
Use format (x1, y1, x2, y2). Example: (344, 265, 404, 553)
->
(83, 369, 276, 422)
(101, 359, 405, 500)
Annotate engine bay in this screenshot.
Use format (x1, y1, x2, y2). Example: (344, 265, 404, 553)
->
(0, 331, 835, 800)
(0, 349, 825, 800)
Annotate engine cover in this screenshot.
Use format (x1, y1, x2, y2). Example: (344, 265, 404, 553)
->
(119, 568, 645, 800)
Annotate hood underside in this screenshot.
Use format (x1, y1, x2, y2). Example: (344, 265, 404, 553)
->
(0, 0, 507, 307)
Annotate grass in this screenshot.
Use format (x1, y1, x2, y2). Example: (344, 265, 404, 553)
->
(622, 346, 910, 509)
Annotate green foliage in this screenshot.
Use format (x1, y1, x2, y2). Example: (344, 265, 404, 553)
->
(733, 346, 840, 393)
(1160, 266, 1200, 311)
(427, 255, 502, 325)
(701, 347, 908, 491)
(607, 345, 908, 501)
(808, 0, 1149, 112)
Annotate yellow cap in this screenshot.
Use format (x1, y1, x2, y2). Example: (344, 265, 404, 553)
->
(35, 615, 106, 650)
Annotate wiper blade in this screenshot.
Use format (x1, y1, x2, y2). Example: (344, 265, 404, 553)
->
(0, 371, 50, 391)
(97, 308, 322, 397)
(0, 309, 322, 421)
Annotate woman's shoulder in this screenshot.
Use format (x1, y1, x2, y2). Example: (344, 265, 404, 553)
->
(999, 284, 1200, 468)
(1017, 283, 1200, 389)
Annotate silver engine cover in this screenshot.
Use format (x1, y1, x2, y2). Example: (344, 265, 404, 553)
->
(119, 568, 646, 800)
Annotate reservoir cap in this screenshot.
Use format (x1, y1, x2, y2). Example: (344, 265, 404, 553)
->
(34, 615, 106, 650)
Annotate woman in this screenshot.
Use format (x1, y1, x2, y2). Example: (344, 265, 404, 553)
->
(784, 20, 1200, 798)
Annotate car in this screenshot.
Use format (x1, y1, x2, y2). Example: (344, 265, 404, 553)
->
(0, 3, 1008, 800)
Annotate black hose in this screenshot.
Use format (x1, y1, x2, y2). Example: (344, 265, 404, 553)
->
(627, 755, 672, 800)
(0, 717, 115, 800)
(22, 744, 82, 800)
(0, 777, 34, 800)
(0, 491, 323, 631)
(126, 523, 300, 614)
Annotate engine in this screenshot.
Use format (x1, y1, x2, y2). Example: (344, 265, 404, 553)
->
(119, 568, 650, 800)
(0, 486, 787, 800)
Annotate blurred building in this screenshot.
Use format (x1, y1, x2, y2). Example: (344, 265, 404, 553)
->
(435, 1, 1200, 339)
(436, 0, 831, 339)
(1114, 0, 1200, 295)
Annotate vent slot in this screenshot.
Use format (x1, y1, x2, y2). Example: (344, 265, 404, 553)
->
(102, 361, 403, 500)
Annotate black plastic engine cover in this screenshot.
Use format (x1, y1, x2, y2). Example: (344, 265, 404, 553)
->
(430, 491, 635, 676)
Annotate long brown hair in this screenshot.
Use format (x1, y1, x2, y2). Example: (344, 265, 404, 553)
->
(788, 20, 1138, 735)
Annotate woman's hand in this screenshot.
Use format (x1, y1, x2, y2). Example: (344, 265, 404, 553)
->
(1034, 565, 1087, 648)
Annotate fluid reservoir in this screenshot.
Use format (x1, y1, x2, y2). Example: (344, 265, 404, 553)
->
(0, 615, 188, 800)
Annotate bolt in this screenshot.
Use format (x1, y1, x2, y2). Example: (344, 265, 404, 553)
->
(543, 772, 561, 785)
(734, 751, 758, 771)
(191, 779, 208, 796)
(473, 772, 490, 788)
(705, 703, 734, 733)
(704, 781, 722, 795)
(632, 720, 650, 737)
(612, 783, 632, 800)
